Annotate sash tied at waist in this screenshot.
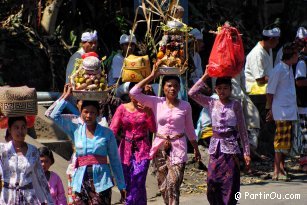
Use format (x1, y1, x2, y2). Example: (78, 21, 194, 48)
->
(124, 136, 145, 143)
(76, 154, 108, 168)
(3, 182, 33, 190)
(156, 133, 184, 140)
(212, 130, 237, 139)
(124, 136, 146, 153)
(4, 182, 34, 204)
(155, 133, 185, 155)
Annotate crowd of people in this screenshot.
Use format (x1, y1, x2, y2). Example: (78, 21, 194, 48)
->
(0, 23, 306, 205)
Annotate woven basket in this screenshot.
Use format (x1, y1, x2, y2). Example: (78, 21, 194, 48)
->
(122, 55, 151, 82)
(0, 86, 37, 117)
(72, 90, 108, 101)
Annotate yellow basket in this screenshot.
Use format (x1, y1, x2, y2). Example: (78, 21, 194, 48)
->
(122, 55, 151, 82)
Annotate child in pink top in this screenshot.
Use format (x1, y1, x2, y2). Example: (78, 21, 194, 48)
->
(39, 147, 67, 205)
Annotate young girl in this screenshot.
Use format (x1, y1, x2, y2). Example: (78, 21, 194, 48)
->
(188, 71, 251, 205)
(39, 147, 67, 205)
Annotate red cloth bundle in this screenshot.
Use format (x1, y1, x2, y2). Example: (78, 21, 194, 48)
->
(207, 26, 245, 77)
(81, 52, 99, 59)
(0, 115, 36, 129)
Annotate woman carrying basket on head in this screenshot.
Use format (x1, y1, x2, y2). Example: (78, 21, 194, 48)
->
(49, 85, 126, 205)
(188, 70, 250, 205)
(129, 68, 201, 205)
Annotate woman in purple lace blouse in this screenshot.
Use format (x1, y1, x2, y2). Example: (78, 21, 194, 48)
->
(188, 71, 251, 205)
(110, 83, 156, 205)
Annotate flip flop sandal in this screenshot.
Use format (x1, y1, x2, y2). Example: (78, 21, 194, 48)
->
(272, 175, 278, 181)
(278, 174, 290, 181)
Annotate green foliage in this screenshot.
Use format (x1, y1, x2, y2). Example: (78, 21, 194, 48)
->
(115, 15, 129, 34)
(69, 30, 77, 48)
(144, 32, 157, 59)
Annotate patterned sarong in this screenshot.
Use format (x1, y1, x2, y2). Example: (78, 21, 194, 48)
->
(299, 114, 307, 166)
(73, 167, 112, 205)
(274, 121, 292, 152)
(153, 150, 185, 205)
(207, 145, 240, 205)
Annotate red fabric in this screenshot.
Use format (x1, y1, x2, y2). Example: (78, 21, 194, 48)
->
(0, 115, 36, 129)
(81, 52, 99, 59)
(75, 155, 108, 168)
(207, 26, 245, 77)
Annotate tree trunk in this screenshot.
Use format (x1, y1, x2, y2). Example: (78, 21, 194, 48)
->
(41, 0, 63, 34)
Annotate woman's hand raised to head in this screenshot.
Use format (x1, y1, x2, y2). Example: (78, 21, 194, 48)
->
(201, 66, 210, 82)
(63, 84, 73, 100)
(144, 84, 153, 94)
(151, 64, 160, 79)
(135, 66, 160, 89)
(63, 83, 70, 94)
(59, 84, 70, 100)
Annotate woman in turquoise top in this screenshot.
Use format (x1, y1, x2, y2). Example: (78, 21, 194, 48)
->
(49, 86, 126, 205)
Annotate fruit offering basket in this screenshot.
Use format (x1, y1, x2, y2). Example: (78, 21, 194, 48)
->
(70, 56, 108, 101)
(156, 20, 191, 76)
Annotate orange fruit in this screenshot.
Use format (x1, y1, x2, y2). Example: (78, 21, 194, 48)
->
(179, 49, 184, 57)
(157, 51, 164, 59)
